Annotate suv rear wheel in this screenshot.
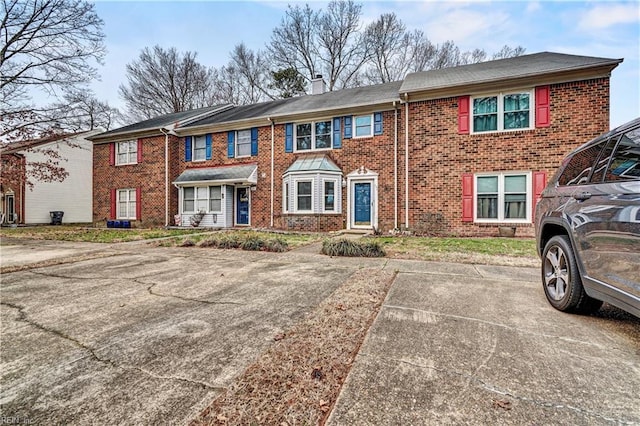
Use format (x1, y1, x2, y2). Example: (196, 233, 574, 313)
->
(542, 235, 602, 314)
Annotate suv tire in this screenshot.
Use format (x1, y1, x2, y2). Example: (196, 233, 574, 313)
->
(542, 235, 603, 314)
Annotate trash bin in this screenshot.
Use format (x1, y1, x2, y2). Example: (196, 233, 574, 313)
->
(50, 211, 64, 225)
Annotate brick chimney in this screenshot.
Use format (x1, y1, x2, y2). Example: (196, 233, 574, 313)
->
(311, 74, 326, 95)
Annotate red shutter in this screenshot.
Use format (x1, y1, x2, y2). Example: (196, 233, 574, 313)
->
(137, 139, 143, 163)
(462, 173, 474, 222)
(535, 86, 550, 128)
(109, 143, 115, 166)
(110, 189, 117, 219)
(532, 171, 547, 219)
(136, 187, 142, 221)
(458, 96, 470, 134)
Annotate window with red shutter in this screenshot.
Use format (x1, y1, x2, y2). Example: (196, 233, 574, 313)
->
(535, 86, 550, 128)
(458, 96, 470, 134)
(461, 173, 474, 221)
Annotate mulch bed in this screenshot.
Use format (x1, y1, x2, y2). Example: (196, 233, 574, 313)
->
(190, 268, 396, 426)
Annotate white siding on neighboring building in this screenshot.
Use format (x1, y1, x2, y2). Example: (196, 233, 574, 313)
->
(23, 131, 99, 224)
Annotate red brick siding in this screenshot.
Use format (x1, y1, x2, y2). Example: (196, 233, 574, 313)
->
(93, 135, 181, 227)
(407, 78, 611, 236)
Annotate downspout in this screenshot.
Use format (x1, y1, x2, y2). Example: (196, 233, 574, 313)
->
(160, 127, 176, 227)
(404, 93, 409, 230)
(268, 117, 275, 228)
(393, 101, 398, 230)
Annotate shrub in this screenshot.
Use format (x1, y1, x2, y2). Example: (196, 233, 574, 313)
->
(217, 234, 242, 249)
(321, 238, 386, 257)
(265, 238, 289, 253)
(241, 235, 265, 251)
(179, 238, 196, 247)
(198, 238, 218, 248)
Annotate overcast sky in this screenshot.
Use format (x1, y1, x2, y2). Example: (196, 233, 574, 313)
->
(90, 0, 640, 128)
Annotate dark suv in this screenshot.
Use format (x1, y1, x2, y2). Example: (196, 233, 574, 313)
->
(535, 117, 640, 317)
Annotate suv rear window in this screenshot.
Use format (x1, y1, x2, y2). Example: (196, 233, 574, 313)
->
(604, 127, 640, 181)
(557, 140, 608, 186)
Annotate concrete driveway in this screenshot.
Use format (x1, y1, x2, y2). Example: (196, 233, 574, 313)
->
(1, 238, 638, 425)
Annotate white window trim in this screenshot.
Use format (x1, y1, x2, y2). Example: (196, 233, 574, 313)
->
(294, 178, 314, 213)
(192, 135, 207, 162)
(117, 188, 136, 219)
(181, 185, 223, 214)
(236, 129, 252, 158)
(322, 178, 338, 213)
(470, 89, 534, 134)
(353, 114, 373, 139)
(294, 120, 333, 152)
(283, 181, 290, 213)
(116, 141, 137, 166)
(473, 171, 532, 223)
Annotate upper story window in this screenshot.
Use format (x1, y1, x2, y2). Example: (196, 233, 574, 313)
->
(116, 141, 137, 165)
(354, 115, 373, 138)
(472, 91, 532, 133)
(236, 130, 251, 157)
(193, 135, 207, 161)
(296, 120, 332, 151)
(185, 134, 211, 162)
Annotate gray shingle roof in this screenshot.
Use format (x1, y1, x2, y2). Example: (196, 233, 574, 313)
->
(173, 164, 258, 185)
(185, 81, 402, 128)
(90, 104, 232, 140)
(399, 52, 622, 94)
(284, 154, 341, 174)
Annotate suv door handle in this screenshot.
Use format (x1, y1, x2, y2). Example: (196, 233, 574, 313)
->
(573, 192, 592, 201)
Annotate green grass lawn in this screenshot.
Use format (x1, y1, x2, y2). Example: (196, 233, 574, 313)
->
(0, 226, 204, 243)
(372, 236, 537, 259)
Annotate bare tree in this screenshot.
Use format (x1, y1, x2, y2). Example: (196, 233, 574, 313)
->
(119, 45, 216, 121)
(227, 43, 274, 103)
(363, 14, 439, 84)
(49, 90, 120, 131)
(492, 45, 526, 60)
(268, 3, 319, 84)
(268, 0, 367, 91)
(0, 0, 106, 141)
(317, 0, 366, 90)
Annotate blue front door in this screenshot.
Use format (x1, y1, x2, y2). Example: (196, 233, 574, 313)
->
(236, 187, 249, 225)
(354, 182, 371, 225)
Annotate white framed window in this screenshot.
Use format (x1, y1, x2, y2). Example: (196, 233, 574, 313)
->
(283, 182, 290, 213)
(116, 141, 137, 165)
(323, 179, 336, 212)
(354, 115, 373, 138)
(472, 91, 532, 133)
(295, 180, 313, 212)
(193, 135, 207, 161)
(182, 186, 223, 213)
(475, 172, 531, 222)
(209, 186, 222, 212)
(117, 189, 136, 219)
(295, 120, 332, 151)
(236, 129, 251, 157)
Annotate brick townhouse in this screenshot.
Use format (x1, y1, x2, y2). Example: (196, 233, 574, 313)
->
(90, 52, 622, 236)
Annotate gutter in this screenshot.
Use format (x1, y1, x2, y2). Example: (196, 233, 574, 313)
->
(393, 101, 398, 230)
(403, 93, 409, 229)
